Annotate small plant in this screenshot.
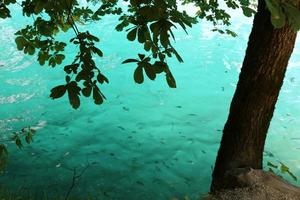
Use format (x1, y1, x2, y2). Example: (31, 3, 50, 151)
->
(267, 160, 298, 181)
(0, 127, 36, 173)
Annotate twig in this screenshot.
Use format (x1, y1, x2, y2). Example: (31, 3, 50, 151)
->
(64, 163, 90, 200)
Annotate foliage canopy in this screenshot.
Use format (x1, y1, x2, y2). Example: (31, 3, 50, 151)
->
(0, 0, 300, 110)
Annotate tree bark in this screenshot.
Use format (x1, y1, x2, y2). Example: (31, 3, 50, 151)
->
(211, 0, 298, 192)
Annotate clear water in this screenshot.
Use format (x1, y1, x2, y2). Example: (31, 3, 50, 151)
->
(1, 4, 300, 200)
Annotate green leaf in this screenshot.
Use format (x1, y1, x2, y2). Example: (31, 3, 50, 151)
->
(225, 29, 238, 37)
(64, 64, 79, 74)
(134, 66, 144, 84)
(82, 86, 92, 97)
(282, 2, 300, 30)
(67, 81, 81, 109)
(127, 27, 137, 41)
(144, 40, 152, 51)
(241, 6, 256, 17)
(15, 36, 27, 50)
(153, 61, 166, 74)
(92, 47, 103, 57)
(93, 85, 104, 105)
(15, 138, 22, 149)
(87, 33, 100, 42)
(122, 59, 139, 64)
(166, 72, 176, 88)
(0, 144, 8, 171)
(49, 57, 56, 67)
(172, 48, 184, 63)
(137, 27, 146, 43)
(279, 162, 298, 181)
(266, 0, 286, 28)
(0, 4, 11, 18)
(38, 51, 50, 65)
(50, 85, 67, 99)
(97, 73, 109, 84)
(142, 63, 156, 80)
(0, 144, 8, 157)
(34, 1, 45, 13)
(55, 54, 65, 64)
(25, 132, 33, 144)
(138, 54, 145, 60)
(271, 12, 286, 28)
(160, 31, 170, 48)
(26, 44, 35, 55)
(280, 162, 289, 173)
(65, 75, 71, 83)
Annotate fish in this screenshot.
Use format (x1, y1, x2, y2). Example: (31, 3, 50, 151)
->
(162, 161, 170, 169)
(117, 126, 126, 131)
(55, 163, 61, 168)
(122, 106, 130, 111)
(136, 181, 144, 186)
(155, 166, 161, 172)
(103, 191, 109, 197)
(291, 137, 300, 140)
(31, 120, 47, 130)
(187, 160, 194, 164)
(63, 152, 70, 157)
(264, 151, 274, 157)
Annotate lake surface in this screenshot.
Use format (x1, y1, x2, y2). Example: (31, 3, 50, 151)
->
(1, 4, 300, 200)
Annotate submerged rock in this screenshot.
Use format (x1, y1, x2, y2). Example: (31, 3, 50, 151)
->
(204, 168, 300, 200)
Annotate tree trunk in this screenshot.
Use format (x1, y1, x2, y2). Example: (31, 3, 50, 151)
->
(211, 0, 298, 192)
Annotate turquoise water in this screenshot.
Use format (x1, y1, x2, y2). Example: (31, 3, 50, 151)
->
(1, 4, 300, 200)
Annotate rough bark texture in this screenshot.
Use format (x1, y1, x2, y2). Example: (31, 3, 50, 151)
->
(211, 0, 298, 191)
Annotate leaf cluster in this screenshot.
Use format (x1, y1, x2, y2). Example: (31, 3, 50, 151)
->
(183, 0, 256, 36)
(50, 32, 107, 109)
(266, 0, 300, 31)
(0, 0, 16, 18)
(0, 127, 36, 172)
(117, 0, 196, 86)
(267, 160, 298, 181)
(4, 0, 300, 109)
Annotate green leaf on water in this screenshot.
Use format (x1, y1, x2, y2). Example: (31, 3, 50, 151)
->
(134, 66, 144, 84)
(127, 27, 137, 41)
(280, 162, 289, 173)
(241, 6, 256, 17)
(166, 72, 176, 88)
(15, 36, 27, 50)
(50, 85, 67, 99)
(15, 138, 22, 149)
